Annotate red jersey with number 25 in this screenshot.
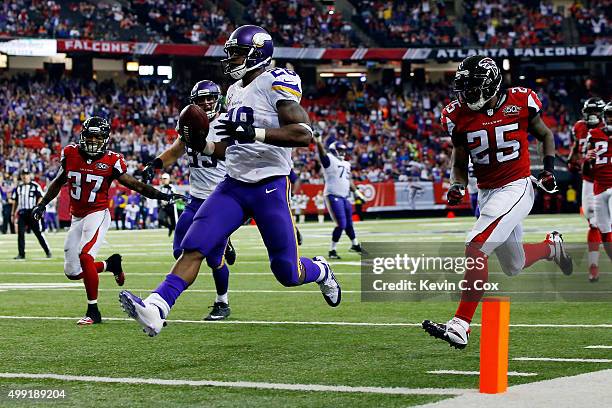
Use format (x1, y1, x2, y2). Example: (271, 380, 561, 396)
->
(587, 128, 612, 195)
(61, 144, 127, 217)
(441, 87, 542, 189)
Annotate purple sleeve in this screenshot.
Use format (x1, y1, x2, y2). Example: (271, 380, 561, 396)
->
(288, 170, 298, 184)
(320, 155, 331, 168)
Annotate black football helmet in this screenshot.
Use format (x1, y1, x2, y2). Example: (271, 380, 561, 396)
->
(603, 101, 612, 133)
(582, 97, 605, 127)
(453, 56, 502, 111)
(79, 116, 110, 157)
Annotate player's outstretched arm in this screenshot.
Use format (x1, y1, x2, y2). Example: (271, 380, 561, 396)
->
(142, 139, 185, 182)
(313, 132, 330, 168)
(117, 173, 185, 201)
(215, 100, 312, 147)
(31, 171, 67, 220)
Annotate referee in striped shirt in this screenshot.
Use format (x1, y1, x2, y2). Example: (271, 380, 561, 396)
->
(11, 170, 51, 259)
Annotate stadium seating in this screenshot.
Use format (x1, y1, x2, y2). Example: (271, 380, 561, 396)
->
(1, 1, 609, 47)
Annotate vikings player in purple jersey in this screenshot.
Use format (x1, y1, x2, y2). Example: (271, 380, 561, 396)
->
(141, 80, 234, 321)
(119, 25, 341, 336)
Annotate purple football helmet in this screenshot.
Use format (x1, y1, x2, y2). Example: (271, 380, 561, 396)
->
(329, 142, 348, 160)
(190, 80, 222, 119)
(222, 25, 273, 80)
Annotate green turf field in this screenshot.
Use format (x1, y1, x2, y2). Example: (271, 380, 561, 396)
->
(0, 214, 610, 407)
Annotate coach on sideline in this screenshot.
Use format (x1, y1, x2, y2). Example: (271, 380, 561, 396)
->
(12, 169, 51, 259)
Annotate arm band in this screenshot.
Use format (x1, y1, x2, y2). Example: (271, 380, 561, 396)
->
(543, 155, 555, 172)
(152, 157, 163, 169)
(203, 141, 215, 156)
(254, 128, 266, 143)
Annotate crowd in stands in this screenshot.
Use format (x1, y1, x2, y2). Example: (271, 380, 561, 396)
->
(569, 0, 611, 45)
(242, 0, 359, 48)
(352, 0, 462, 47)
(0, 71, 587, 199)
(129, 0, 235, 44)
(462, 0, 565, 47)
(1, 0, 610, 47)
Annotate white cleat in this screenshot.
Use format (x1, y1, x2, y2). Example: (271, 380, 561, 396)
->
(313, 256, 341, 307)
(546, 231, 573, 276)
(119, 290, 165, 337)
(422, 317, 471, 349)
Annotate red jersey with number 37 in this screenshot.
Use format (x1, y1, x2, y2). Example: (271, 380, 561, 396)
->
(587, 128, 612, 195)
(441, 87, 542, 189)
(572, 120, 603, 182)
(61, 144, 127, 217)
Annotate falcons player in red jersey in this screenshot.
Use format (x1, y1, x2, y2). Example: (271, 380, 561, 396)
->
(32, 117, 184, 325)
(422, 56, 572, 349)
(584, 102, 612, 271)
(568, 97, 606, 282)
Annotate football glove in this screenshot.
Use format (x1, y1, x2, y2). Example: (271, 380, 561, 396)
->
(142, 158, 163, 183)
(532, 171, 558, 194)
(215, 119, 256, 144)
(31, 205, 45, 221)
(314, 131, 323, 144)
(447, 183, 466, 206)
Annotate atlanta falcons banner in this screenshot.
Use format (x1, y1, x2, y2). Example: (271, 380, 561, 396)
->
(49, 39, 610, 61)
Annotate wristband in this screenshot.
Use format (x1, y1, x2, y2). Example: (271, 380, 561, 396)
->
(152, 157, 163, 169)
(543, 155, 555, 172)
(254, 128, 266, 143)
(202, 141, 215, 156)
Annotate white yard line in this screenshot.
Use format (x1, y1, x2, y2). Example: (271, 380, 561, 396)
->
(0, 315, 610, 329)
(418, 369, 612, 408)
(0, 372, 471, 396)
(513, 357, 612, 363)
(427, 370, 537, 377)
(585, 345, 612, 349)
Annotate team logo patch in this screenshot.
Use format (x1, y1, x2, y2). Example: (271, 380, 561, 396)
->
(503, 105, 522, 116)
(96, 163, 109, 170)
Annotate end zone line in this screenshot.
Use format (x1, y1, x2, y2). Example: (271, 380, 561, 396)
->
(427, 370, 537, 377)
(0, 373, 472, 396)
(513, 357, 612, 363)
(0, 315, 610, 328)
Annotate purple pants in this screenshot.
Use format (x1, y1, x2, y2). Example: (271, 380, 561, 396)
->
(174, 197, 226, 268)
(325, 194, 356, 242)
(181, 176, 320, 286)
(470, 193, 480, 219)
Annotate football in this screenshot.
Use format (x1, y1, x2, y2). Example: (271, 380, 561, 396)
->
(178, 104, 209, 151)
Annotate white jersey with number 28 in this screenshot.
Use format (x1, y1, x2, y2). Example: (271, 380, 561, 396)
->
(224, 68, 303, 183)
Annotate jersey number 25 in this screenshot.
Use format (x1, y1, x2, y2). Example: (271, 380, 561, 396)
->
(467, 123, 520, 165)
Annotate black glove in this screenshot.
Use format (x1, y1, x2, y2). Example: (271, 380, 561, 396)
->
(447, 183, 466, 206)
(159, 192, 187, 204)
(215, 119, 256, 144)
(536, 170, 558, 193)
(142, 158, 163, 183)
(31, 204, 45, 221)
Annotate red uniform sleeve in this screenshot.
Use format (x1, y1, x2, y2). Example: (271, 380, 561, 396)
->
(112, 154, 127, 179)
(440, 100, 465, 146)
(526, 89, 543, 119)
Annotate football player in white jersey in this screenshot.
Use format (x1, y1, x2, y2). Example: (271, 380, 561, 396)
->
(314, 135, 366, 259)
(120, 25, 341, 336)
(140, 80, 235, 321)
